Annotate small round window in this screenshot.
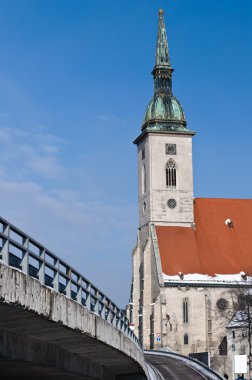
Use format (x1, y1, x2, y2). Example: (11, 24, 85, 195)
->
(216, 298, 228, 311)
(167, 198, 177, 209)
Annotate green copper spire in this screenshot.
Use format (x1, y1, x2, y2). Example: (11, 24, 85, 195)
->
(141, 9, 194, 135)
(155, 9, 171, 68)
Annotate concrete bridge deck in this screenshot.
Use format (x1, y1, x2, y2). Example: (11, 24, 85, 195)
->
(0, 215, 149, 379)
(0, 261, 148, 379)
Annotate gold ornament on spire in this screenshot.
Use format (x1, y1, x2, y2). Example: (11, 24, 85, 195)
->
(159, 9, 164, 16)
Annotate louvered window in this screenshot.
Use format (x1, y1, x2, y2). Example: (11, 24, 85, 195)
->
(166, 159, 176, 189)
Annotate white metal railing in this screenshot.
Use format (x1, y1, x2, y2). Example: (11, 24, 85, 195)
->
(0, 216, 139, 347)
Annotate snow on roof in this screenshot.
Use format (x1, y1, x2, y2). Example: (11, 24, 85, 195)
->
(163, 272, 252, 285)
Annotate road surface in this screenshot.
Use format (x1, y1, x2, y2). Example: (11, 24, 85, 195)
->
(145, 353, 212, 380)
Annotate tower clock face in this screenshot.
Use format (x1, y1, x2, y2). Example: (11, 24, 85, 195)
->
(166, 143, 176, 155)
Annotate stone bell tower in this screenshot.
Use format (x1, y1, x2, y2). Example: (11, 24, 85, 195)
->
(134, 9, 195, 235)
(130, 10, 196, 348)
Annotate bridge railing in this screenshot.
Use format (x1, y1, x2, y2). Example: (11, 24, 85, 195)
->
(0, 216, 139, 346)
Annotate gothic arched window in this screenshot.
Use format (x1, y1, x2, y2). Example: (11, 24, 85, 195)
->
(142, 163, 146, 194)
(184, 333, 189, 345)
(183, 298, 189, 323)
(219, 336, 227, 356)
(166, 159, 176, 189)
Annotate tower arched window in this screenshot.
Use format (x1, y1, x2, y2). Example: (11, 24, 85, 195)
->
(166, 159, 176, 189)
(184, 333, 189, 345)
(142, 163, 146, 194)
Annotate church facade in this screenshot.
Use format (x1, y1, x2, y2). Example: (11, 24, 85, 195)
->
(129, 10, 252, 378)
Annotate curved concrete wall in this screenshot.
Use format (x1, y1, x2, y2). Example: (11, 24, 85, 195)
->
(0, 261, 149, 379)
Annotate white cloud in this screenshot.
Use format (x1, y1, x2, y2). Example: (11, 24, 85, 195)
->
(0, 127, 65, 180)
(98, 114, 126, 124)
(41, 144, 59, 154)
(0, 125, 136, 306)
(28, 155, 64, 179)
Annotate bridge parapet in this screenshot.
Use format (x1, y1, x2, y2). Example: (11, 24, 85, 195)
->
(0, 215, 149, 379)
(0, 261, 148, 378)
(0, 215, 137, 345)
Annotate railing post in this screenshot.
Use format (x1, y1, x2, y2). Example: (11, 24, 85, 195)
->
(21, 237, 29, 274)
(53, 259, 59, 292)
(77, 277, 82, 304)
(38, 249, 45, 285)
(100, 303, 106, 318)
(66, 279, 71, 297)
(1, 223, 10, 265)
(85, 283, 91, 310)
(94, 298, 99, 314)
(65, 267, 71, 297)
(112, 313, 117, 328)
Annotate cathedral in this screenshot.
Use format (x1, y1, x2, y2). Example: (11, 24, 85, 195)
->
(129, 9, 252, 378)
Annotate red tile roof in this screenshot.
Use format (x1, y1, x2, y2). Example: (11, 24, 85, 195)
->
(156, 198, 252, 276)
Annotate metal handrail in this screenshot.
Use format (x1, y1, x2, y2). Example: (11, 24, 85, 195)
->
(0, 215, 139, 347)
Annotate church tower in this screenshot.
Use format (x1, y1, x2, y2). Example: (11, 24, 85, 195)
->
(134, 9, 195, 232)
(130, 10, 196, 348)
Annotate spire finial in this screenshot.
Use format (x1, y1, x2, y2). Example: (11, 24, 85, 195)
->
(156, 8, 171, 67)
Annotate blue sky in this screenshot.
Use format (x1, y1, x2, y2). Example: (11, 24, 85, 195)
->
(0, 0, 251, 306)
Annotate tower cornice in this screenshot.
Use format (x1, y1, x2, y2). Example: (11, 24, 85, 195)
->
(133, 128, 196, 145)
